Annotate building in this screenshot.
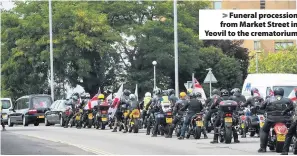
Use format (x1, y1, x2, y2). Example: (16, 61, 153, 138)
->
(211, 0, 297, 52)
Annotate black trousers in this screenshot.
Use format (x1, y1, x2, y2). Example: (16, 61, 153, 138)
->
(168, 115, 182, 136)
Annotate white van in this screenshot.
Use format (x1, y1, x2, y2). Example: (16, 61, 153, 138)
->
(1, 98, 13, 124)
(241, 74, 297, 99)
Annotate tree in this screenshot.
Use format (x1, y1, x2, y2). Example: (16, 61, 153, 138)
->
(248, 48, 297, 74)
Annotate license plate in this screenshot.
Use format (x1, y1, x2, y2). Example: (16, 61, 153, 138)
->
(241, 123, 245, 128)
(166, 118, 172, 124)
(88, 113, 93, 119)
(75, 116, 80, 120)
(224, 117, 232, 123)
(260, 122, 264, 128)
(38, 116, 44, 118)
(102, 118, 107, 121)
(277, 134, 286, 142)
(196, 121, 203, 127)
(133, 114, 140, 118)
(2, 115, 7, 119)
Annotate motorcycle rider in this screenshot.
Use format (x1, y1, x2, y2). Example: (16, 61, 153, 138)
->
(112, 89, 131, 132)
(139, 92, 152, 128)
(211, 89, 240, 144)
(169, 89, 178, 108)
(178, 92, 207, 139)
(204, 89, 221, 131)
(258, 88, 294, 153)
(145, 88, 163, 137)
(126, 94, 140, 133)
(240, 88, 264, 138)
(281, 89, 297, 155)
(229, 88, 246, 104)
(166, 92, 188, 138)
(64, 94, 80, 128)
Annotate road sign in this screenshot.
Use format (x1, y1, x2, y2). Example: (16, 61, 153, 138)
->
(203, 70, 218, 83)
(184, 81, 193, 90)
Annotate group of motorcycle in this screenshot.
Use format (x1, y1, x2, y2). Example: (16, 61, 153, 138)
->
(61, 91, 297, 154)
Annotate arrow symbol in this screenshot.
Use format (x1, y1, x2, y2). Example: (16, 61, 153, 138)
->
(222, 13, 227, 18)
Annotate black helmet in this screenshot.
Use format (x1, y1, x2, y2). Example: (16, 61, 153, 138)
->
(194, 92, 202, 98)
(162, 90, 169, 96)
(274, 88, 284, 96)
(231, 88, 241, 96)
(188, 93, 194, 98)
(123, 89, 131, 96)
(251, 88, 259, 96)
(154, 88, 162, 95)
(169, 89, 175, 95)
(212, 89, 220, 95)
(221, 89, 229, 96)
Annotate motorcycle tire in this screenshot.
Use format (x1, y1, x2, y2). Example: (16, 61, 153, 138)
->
(276, 141, 284, 153)
(176, 127, 181, 137)
(96, 122, 100, 129)
(194, 127, 202, 139)
(224, 127, 232, 144)
(88, 119, 93, 128)
(133, 120, 139, 133)
(269, 145, 275, 151)
(101, 123, 106, 130)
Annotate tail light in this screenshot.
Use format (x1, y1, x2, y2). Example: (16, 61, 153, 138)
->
(167, 112, 172, 115)
(101, 110, 107, 114)
(197, 115, 202, 119)
(28, 109, 37, 115)
(65, 110, 70, 116)
(225, 113, 232, 117)
(260, 116, 264, 120)
(133, 111, 139, 116)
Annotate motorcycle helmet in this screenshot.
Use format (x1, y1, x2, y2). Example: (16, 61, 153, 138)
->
(98, 94, 105, 99)
(169, 89, 175, 95)
(187, 89, 193, 95)
(194, 92, 202, 98)
(129, 94, 136, 100)
(230, 88, 241, 95)
(221, 89, 229, 96)
(180, 92, 187, 98)
(145, 92, 152, 97)
(250, 88, 259, 96)
(212, 89, 220, 95)
(188, 92, 194, 98)
(123, 89, 131, 96)
(274, 88, 284, 96)
(153, 88, 162, 95)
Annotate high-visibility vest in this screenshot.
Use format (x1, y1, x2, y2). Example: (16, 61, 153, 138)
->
(143, 97, 151, 108)
(161, 96, 170, 105)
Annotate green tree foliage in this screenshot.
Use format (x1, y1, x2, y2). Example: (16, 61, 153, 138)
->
(2, 1, 248, 99)
(248, 48, 297, 74)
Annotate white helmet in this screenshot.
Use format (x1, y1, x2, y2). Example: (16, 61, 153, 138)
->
(145, 92, 151, 97)
(129, 94, 136, 100)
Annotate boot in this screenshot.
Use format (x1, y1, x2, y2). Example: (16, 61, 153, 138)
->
(281, 152, 288, 155)
(178, 136, 184, 140)
(258, 131, 268, 153)
(112, 127, 117, 132)
(123, 125, 128, 133)
(166, 126, 174, 138)
(241, 128, 247, 138)
(210, 128, 219, 144)
(203, 128, 208, 139)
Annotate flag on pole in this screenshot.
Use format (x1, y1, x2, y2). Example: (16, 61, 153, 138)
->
(109, 84, 123, 119)
(135, 84, 138, 102)
(192, 77, 207, 100)
(288, 88, 297, 102)
(85, 87, 101, 110)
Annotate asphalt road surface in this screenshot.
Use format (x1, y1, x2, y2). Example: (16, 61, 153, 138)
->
(0, 124, 292, 155)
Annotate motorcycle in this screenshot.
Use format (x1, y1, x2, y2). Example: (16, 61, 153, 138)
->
(71, 108, 83, 128)
(174, 114, 184, 137)
(128, 109, 140, 133)
(187, 112, 206, 139)
(161, 103, 173, 136)
(82, 109, 94, 128)
(268, 122, 289, 153)
(218, 100, 238, 144)
(95, 104, 110, 130)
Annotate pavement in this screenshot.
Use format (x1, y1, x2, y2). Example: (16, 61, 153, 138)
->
(0, 124, 292, 155)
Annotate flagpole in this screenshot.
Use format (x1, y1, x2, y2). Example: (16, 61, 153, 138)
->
(174, 0, 179, 96)
(49, 0, 54, 101)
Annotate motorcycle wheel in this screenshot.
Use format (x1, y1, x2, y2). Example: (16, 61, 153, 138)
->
(176, 127, 181, 137)
(194, 127, 202, 139)
(224, 127, 232, 144)
(101, 123, 106, 130)
(88, 119, 93, 128)
(276, 141, 284, 153)
(133, 120, 139, 133)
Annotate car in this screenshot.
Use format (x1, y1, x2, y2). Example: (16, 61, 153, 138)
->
(1, 98, 13, 124)
(44, 100, 70, 127)
(8, 94, 53, 127)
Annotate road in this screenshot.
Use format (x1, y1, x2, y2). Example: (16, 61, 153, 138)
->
(0, 124, 291, 155)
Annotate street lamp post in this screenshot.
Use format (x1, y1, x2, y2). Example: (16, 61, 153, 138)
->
(152, 61, 157, 90)
(49, 0, 54, 101)
(206, 68, 212, 97)
(255, 50, 262, 73)
(173, 0, 179, 96)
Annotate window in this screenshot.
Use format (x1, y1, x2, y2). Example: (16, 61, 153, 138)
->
(32, 96, 52, 109)
(254, 40, 261, 50)
(54, 101, 61, 109)
(58, 101, 66, 109)
(23, 98, 29, 109)
(273, 86, 297, 97)
(275, 42, 294, 51)
(260, 0, 265, 9)
(50, 102, 57, 110)
(266, 87, 272, 97)
(1, 100, 11, 109)
(213, 1, 222, 10)
(16, 98, 29, 110)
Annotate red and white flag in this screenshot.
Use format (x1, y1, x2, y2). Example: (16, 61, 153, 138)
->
(192, 76, 207, 100)
(288, 88, 297, 102)
(84, 88, 101, 110)
(108, 84, 123, 118)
